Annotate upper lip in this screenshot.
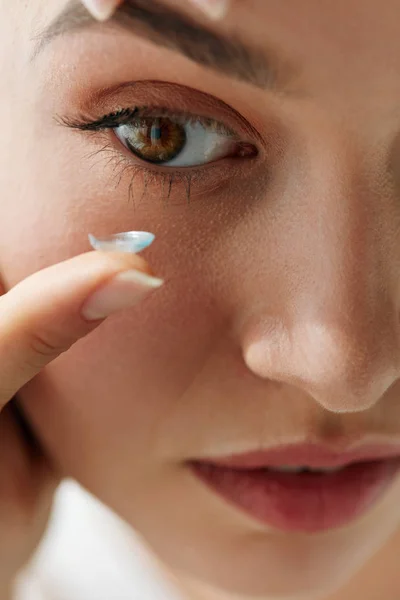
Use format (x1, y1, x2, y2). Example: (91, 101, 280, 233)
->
(197, 443, 400, 469)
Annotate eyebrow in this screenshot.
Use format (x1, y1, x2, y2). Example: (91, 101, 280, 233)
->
(32, 0, 298, 92)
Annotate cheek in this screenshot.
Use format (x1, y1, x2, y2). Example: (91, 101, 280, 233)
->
(0, 150, 223, 486)
(17, 280, 222, 487)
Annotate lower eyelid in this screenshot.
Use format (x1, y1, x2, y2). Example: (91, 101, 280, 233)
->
(82, 132, 219, 188)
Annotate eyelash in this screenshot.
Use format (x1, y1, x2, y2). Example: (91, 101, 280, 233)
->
(60, 106, 235, 135)
(58, 106, 252, 204)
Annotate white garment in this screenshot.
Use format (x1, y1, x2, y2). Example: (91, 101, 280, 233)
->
(14, 480, 181, 600)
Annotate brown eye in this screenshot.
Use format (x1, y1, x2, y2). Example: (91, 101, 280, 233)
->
(115, 113, 254, 167)
(117, 117, 187, 164)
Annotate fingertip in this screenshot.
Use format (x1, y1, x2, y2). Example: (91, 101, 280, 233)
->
(189, 0, 230, 21)
(80, 0, 122, 21)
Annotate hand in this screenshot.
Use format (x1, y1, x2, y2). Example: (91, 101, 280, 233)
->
(0, 244, 163, 583)
(80, 0, 229, 22)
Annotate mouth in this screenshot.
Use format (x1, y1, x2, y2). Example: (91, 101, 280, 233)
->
(188, 443, 400, 533)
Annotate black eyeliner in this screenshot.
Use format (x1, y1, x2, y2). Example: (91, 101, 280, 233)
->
(58, 107, 235, 136)
(57, 108, 139, 131)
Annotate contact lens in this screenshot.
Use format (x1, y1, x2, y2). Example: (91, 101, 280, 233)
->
(88, 231, 155, 253)
(118, 117, 187, 164)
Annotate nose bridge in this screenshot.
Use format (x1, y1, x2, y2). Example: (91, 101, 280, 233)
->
(240, 131, 400, 413)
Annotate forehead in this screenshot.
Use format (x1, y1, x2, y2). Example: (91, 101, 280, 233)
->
(7, 0, 400, 118)
(19, 0, 400, 64)
(236, 0, 400, 92)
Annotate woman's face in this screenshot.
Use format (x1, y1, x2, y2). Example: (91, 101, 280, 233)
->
(3, 0, 400, 598)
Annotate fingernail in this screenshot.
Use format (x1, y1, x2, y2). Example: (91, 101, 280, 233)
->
(82, 270, 164, 321)
(88, 231, 155, 254)
(189, 0, 229, 20)
(81, 0, 120, 21)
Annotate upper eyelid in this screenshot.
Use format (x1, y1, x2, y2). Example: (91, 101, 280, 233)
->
(59, 105, 241, 139)
(61, 78, 267, 146)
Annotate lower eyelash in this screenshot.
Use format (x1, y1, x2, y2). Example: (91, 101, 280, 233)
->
(84, 134, 195, 207)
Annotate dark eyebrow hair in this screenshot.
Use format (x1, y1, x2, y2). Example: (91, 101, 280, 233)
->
(32, 0, 298, 92)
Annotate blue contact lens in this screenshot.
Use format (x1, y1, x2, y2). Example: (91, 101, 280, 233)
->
(88, 231, 155, 254)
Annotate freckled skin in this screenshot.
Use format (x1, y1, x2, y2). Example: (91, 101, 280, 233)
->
(1, 1, 400, 599)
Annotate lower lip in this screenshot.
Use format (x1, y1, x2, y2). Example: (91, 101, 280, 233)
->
(190, 458, 400, 532)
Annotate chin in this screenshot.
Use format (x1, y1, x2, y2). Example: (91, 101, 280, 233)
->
(158, 535, 369, 599)
(123, 498, 400, 600)
(125, 511, 384, 600)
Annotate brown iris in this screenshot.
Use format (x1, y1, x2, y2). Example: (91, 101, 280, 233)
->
(123, 117, 187, 164)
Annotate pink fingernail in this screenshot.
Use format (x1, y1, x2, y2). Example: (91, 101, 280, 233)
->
(82, 270, 164, 321)
(189, 0, 229, 20)
(81, 0, 120, 21)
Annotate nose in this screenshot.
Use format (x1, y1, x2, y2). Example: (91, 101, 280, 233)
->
(243, 315, 399, 413)
(240, 135, 400, 413)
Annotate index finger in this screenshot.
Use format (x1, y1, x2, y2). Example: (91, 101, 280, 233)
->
(80, 0, 230, 22)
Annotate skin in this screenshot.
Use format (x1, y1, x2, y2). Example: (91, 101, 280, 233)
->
(1, 0, 400, 598)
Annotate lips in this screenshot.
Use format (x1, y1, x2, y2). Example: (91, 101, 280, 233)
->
(189, 443, 400, 532)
